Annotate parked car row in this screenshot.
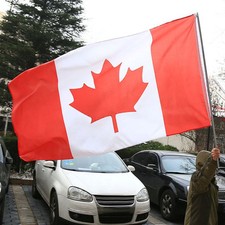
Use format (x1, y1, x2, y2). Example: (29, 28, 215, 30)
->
(31, 149, 225, 225)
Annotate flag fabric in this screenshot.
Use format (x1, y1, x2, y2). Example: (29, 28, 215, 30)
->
(9, 14, 211, 161)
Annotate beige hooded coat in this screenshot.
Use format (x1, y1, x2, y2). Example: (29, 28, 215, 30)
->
(184, 150, 218, 225)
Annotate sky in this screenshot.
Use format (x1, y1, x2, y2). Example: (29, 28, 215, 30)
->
(1, 0, 225, 76)
(82, 0, 225, 77)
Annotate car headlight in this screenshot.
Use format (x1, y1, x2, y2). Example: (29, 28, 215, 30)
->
(187, 185, 190, 192)
(68, 187, 93, 202)
(136, 188, 149, 202)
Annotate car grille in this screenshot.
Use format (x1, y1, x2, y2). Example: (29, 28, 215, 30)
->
(94, 195, 135, 223)
(218, 190, 225, 200)
(95, 195, 134, 206)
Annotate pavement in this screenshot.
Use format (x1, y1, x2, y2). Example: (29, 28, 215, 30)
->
(4, 183, 174, 225)
(3, 184, 50, 225)
(3, 183, 224, 225)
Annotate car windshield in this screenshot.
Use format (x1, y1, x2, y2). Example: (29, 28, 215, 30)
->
(219, 155, 225, 169)
(61, 152, 129, 173)
(161, 155, 196, 174)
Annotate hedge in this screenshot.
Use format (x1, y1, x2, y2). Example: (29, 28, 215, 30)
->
(116, 141, 178, 159)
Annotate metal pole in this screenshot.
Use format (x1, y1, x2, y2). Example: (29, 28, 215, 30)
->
(4, 115, 9, 137)
(196, 13, 219, 168)
(206, 126, 211, 150)
(195, 13, 218, 148)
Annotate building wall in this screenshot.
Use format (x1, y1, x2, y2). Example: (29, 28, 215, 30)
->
(155, 134, 195, 152)
(210, 74, 225, 117)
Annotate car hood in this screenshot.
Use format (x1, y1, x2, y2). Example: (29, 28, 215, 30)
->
(216, 174, 225, 189)
(166, 173, 192, 186)
(166, 173, 225, 190)
(62, 170, 145, 195)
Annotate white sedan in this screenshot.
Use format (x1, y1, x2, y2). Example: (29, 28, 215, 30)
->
(32, 152, 150, 225)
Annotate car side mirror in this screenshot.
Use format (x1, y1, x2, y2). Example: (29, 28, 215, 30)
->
(127, 165, 135, 172)
(43, 160, 56, 169)
(5, 150, 13, 164)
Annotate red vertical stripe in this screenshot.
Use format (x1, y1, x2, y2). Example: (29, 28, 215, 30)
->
(9, 61, 72, 161)
(150, 15, 211, 135)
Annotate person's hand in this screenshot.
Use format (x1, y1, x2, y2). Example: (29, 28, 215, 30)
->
(211, 148, 220, 161)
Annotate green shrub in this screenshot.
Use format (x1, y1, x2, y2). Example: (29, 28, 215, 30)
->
(2, 136, 30, 172)
(116, 141, 178, 159)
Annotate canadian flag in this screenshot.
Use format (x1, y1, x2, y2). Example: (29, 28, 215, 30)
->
(9, 14, 211, 161)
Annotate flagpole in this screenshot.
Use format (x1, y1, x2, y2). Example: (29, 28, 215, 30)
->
(195, 13, 220, 167)
(195, 13, 217, 147)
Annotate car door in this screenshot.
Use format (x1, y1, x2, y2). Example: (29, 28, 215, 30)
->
(35, 160, 52, 201)
(131, 152, 164, 205)
(35, 160, 45, 194)
(0, 138, 12, 190)
(37, 160, 57, 203)
(0, 144, 8, 192)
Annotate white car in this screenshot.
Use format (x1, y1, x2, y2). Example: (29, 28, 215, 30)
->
(32, 152, 150, 225)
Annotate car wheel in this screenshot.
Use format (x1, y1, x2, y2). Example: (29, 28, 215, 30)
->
(160, 189, 177, 221)
(50, 191, 62, 225)
(32, 173, 40, 198)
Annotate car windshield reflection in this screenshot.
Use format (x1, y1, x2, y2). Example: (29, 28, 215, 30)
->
(219, 155, 225, 169)
(61, 152, 129, 173)
(161, 155, 196, 174)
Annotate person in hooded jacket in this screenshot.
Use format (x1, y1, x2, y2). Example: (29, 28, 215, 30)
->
(184, 148, 220, 225)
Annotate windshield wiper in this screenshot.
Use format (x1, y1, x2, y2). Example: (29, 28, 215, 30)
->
(166, 171, 193, 174)
(218, 167, 225, 170)
(217, 168, 225, 174)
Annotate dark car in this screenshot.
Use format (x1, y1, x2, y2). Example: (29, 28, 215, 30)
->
(124, 150, 225, 221)
(218, 154, 225, 176)
(0, 137, 13, 224)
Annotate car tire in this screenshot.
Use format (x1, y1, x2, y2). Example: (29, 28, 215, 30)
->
(50, 191, 62, 225)
(32, 173, 40, 199)
(0, 197, 5, 224)
(160, 189, 177, 221)
(6, 182, 9, 194)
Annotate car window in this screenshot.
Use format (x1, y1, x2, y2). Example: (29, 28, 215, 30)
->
(161, 155, 196, 174)
(61, 152, 128, 173)
(146, 153, 158, 168)
(219, 156, 225, 167)
(132, 152, 158, 168)
(0, 144, 4, 163)
(132, 152, 149, 165)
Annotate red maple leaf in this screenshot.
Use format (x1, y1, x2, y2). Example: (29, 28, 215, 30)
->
(70, 59, 148, 133)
